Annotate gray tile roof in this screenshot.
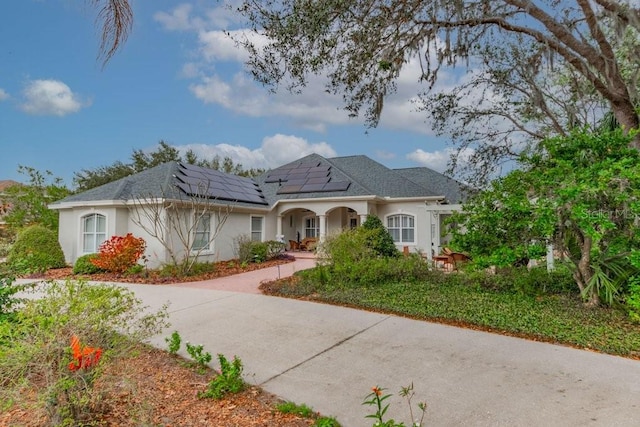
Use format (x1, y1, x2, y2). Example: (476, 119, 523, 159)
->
(52, 162, 269, 209)
(394, 167, 469, 204)
(54, 154, 466, 208)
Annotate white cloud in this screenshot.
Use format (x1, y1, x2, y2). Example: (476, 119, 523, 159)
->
(20, 79, 86, 116)
(175, 134, 337, 170)
(155, 2, 244, 32)
(156, 6, 491, 137)
(154, 4, 203, 31)
(0, 88, 9, 101)
(189, 72, 352, 132)
(407, 147, 475, 172)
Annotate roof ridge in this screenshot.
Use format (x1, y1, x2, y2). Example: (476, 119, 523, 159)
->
(323, 156, 376, 194)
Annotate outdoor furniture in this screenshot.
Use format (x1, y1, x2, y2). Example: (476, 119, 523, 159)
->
(300, 237, 317, 251)
(434, 247, 470, 271)
(289, 240, 300, 251)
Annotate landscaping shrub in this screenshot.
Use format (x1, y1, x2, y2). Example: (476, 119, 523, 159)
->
(361, 215, 400, 258)
(72, 253, 104, 275)
(266, 240, 286, 258)
(235, 235, 286, 264)
(6, 224, 66, 274)
(234, 234, 253, 264)
(200, 354, 245, 399)
(91, 233, 146, 274)
(0, 280, 168, 425)
(251, 241, 269, 262)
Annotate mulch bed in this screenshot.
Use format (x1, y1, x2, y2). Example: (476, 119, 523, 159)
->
(23, 256, 296, 285)
(0, 345, 315, 427)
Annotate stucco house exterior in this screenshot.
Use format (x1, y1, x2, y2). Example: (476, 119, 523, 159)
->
(50, 153, 466, 268)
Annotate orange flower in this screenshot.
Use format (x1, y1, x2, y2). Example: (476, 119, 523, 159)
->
(372, 386, 382, 396)
(68, 335, 102, 372)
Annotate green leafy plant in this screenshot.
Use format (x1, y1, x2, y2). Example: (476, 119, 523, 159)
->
(275, 401, 342, 426)
(0, 276, 22, 323)
(165, 331, 182, 355)
(6, 224, 66, 274)
(72, 253, 104, 275)
(186, 342, 212, 371)
(363, 385, 426, 427)
(0, 279, 168, 425)
(91, 233, 146, 274)
(361, 215, 400, 258)
(276, 401, 315, 418)
(200, 354, 245, 399)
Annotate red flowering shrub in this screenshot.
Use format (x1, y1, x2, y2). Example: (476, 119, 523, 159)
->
(90, 233, 146, 273)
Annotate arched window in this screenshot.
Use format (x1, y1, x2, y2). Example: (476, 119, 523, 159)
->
(82, 213, 106, 253)
(386, 214, 415, 243)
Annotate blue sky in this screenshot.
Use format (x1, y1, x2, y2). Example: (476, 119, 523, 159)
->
(1, 0, 468, 187)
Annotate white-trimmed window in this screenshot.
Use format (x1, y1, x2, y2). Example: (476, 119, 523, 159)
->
(251, 216, 264, 242)
(82, 213, 107, 253)
(192, 214, 211, 251)
(386, 214, 415, 243)
(304, 216, 319, 238)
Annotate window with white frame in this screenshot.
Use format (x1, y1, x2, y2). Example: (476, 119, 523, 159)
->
(192, 213, 211, 251)
(251, 216, 263, 242)
(304, 216, 319, 238)
(386, 214, 415, 243)
(82, 213, 107, 253)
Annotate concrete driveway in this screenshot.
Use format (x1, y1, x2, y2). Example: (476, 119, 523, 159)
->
(121, 281, 640, 427)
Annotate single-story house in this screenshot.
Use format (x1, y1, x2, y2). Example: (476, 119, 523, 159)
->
(50, 153, 467, 268)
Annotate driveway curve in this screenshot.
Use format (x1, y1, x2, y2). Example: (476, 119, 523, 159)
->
(117, 254, 640, 427)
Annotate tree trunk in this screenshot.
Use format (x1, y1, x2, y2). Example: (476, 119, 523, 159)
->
(574, 236, 600, 306)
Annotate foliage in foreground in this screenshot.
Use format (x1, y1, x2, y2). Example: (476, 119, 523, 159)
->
(276, 401, 342, 426)
(200, 353, 246, 399)
(0, 280, 169, 425)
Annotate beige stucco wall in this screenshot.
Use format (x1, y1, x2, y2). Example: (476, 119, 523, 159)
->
(56, 203, 269, 269)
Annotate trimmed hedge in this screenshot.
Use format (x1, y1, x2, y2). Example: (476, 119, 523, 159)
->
(6, 225, 66, 273)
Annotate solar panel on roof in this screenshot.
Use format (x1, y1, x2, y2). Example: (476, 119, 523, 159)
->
(306, 176, 330, 184)
(298, 183, 326, 192)
(176, 163, 268, 205)
(307, 171, 330, 179)
(322, 181, 351, 191)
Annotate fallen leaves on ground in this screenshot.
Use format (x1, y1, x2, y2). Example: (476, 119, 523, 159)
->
(0, 345, 316, 427)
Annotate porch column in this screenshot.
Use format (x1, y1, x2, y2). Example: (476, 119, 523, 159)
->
(318, 214, 327, 242)
(359, 214, 367, 225)
(433, 212, 441, 254)
(276, 214, 283, 242)
(425, 209, 433, 260)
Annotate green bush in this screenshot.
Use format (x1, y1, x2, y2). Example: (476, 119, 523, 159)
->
(6, 225, 66, 274)
(235, 235, 285, 264)
(0, 280, 168, 425)
(251, 241, 268, 262)
(72, 253, 104, 275)
(200, 354, 245, 399)
(361, 215, 400, 258)
(266, 240, 286, 259)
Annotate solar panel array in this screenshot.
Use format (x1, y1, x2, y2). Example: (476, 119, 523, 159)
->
(175, 163, 268, 205)
(265, 161, 351, 195)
